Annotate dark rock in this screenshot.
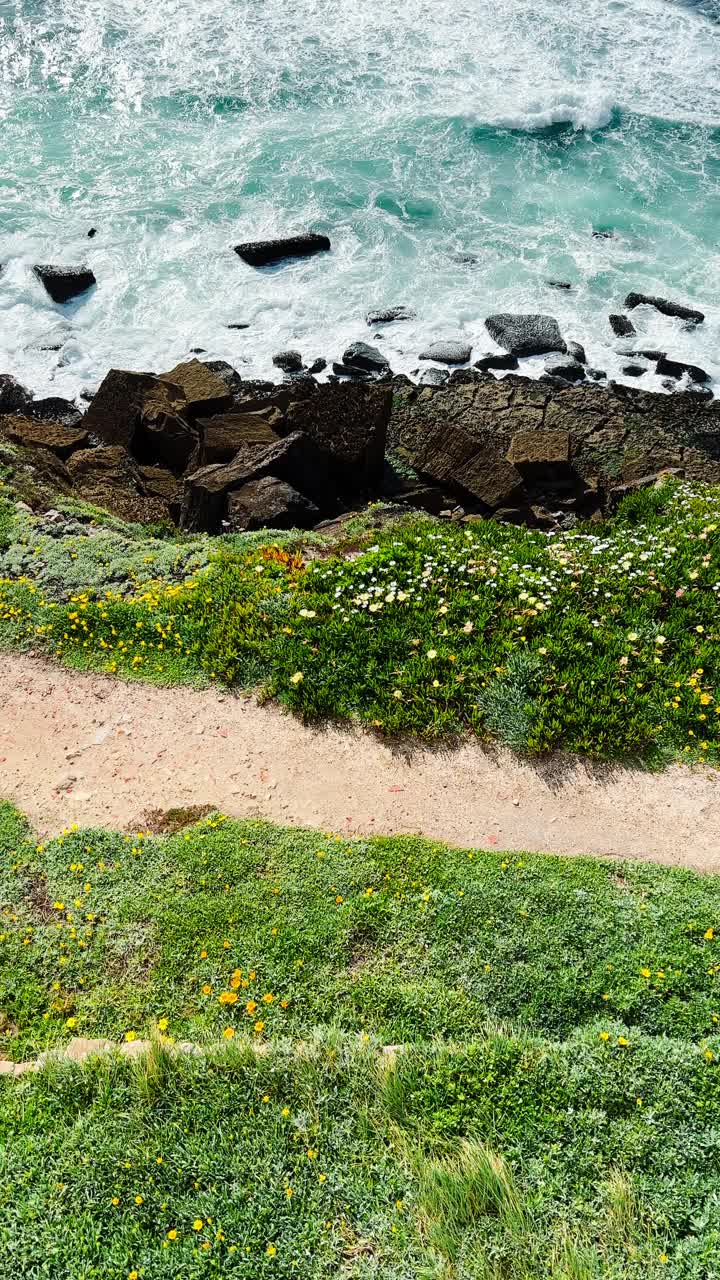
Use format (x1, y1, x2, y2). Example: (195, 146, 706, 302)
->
(365, 306, 416, 324)
(592, 229, 616, 239)
(485, 314, 565, 357)
(474, 352, 519, 372)
(272, 350, 304, 373)
(655, 355, 710, 384)
(233, 233, 331, 268)
(227, 322, 250, 330)
(181, 431, 331, 533)
(138, 466, 182, 511)
(133, 407, 198, 473)
(661, 379, 677, 393)
(28, 397, 82, 427)
(87, 228, 97, 238)
(544, 355, 586, 383)
(226, 476, 319, 532)
(566, 341, 587, 365)
(547, 280, 572, 290)
(398, 486, 449, 515)
(448, 368, 486, 386)
(447, 252, 479, 264)
(33, 265, 96, 304)
(342, 342, 391, 376)
(190, 347, 207, 355)
(418, 367, 449, 387)
(622, 364, 647, 377)
(625, 292, 704, 325)
(0, 416, 88, 460)
(539, 374, 571, 388)
(587, 368, 607, 381)
(203, 360, 246, 394)
(285, 382, 390, 491)
(609, 314, 636, 338)
(307, 358, 327, 375)
(67, 445, 141, 487)
(633, 349, 666, 362)
(332, 362, 372, 380)
(194, 412, 281, 466)
(419, 340, 472, 364)
(0, 374, 33, 414)
(159, 358, 233, 418)
(82, 370, 185, 450)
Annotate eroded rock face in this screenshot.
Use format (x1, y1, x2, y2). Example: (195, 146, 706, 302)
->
(284, 382, 391, 491)
(82, 370, 186, 450)
(0, 415, 88, 460)
(485, 314, 565, 357)
(159, 359, 233, 418)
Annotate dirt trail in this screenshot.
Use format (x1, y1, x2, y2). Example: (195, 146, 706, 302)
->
(1, 655, 718, 869)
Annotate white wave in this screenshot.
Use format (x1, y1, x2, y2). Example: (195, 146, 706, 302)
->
(481, 93, 617, 133)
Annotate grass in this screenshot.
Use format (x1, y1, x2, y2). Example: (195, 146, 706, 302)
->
(1, 478, 719, 763)
(2, 804, 720, 1277)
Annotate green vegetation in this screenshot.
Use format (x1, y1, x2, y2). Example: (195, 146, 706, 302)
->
(1, 478, 719, 763)
(2, 804, 720, 1277)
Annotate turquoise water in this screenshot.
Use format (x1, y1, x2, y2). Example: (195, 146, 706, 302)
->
(0, 0, 719, 397)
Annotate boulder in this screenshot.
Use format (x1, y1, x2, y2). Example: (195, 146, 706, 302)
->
(341, 342, 391, 376)
(272, 350, 304, 373)
(547, 280, 572, 290)
(419, 340, 472, 364)
(138, 466, 181, 505)
(1, 415, 88, 460)
(622, 364, 646, 378)
(332, 362, 372, 380)
(133, 407, 198, 472)
(67, 445, 142, 488)
(82, 370, 186, 449)
(566, 341, 587, 365)
(418, 367, 449, 387)
(365, 306, 416, 324)
(159, 358, 233, 418)
(285, 382, 391, 491)
(655, 355, 710, 384)
(609, 314, 635, 338)
(194, 412, 281, 466)
(226, 476, 319, 531)
(181, 431, 331, 533)
(625, 292, 704, 325)
(233, 233, 331, 267)
(0, 374, 33, 415)
(686, 384, 714, 401)
(484, 314, 565, 357)
(203, 360, 246, 394)
(307, 358, 327, 375)
(544, 355, 585, 383)
(474, 352, 519, 372)
(33, 265, 96, 303)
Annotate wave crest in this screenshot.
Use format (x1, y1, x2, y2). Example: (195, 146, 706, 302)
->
(476, 93, 618, 133)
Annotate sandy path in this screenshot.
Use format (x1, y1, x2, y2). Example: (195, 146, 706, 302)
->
(1, 655, 719, 869)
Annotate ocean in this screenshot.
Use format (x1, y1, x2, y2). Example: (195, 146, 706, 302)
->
(1, 0, 719, 400)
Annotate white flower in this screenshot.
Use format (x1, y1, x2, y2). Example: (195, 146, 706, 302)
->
(427, 649, 438, 660)
(299, 608, 316, 618)
(290, 672, 304, 685)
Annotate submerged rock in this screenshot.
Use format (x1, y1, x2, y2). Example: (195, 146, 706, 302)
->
(609, 314, 636, 338)
(622, 364, 647, 377)
(33, 265, 96, 304)
(233, 233, 331, 267)
(365, 305, 416, 324)
(547, 280, 572, 290)
(307, 358, 327, 375)
(484, 314, 565, 357)
(418, 367, 449, 386)
(544, 355, 586, 383)
(625, 292, 704, 325)
(474, 352, 519, 372)
(655, 355, 710, 384)
(419, 340, 472, 364)
(0, 374, 33, 414)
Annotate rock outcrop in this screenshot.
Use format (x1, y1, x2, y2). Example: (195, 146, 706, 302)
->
(624, 293, 704, 325)
(485, 314, 565, 357)
(233, 233, 331, 267)
(33, 265, 96, 304)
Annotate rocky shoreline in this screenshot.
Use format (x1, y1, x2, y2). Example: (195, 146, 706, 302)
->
(2, 332, 720, 536)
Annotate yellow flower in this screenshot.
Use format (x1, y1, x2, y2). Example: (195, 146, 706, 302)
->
(599, 1032, 610, 1042)
(335, 894, 343, 905)
(111, 1196, 120, 1206)
(167, 1229, 178, 1240)
(281, 1107, 291, 1118)
(65, 1016, 78, 1029)
(218, 991, 238, 1005)
(246, 999, 258, 1015)
(307, 1148, 318, 1160)
(704, 1048, 715, 1063)
(223, 940, 231, 950)
(705, 928, 715, 941)
(318, 1172, 327, 1183)
(254, 1020, 265, 1034)
(202, 983, 212, 996)
(262, 992, 275, 1004)
(129, 1273, 138, 1280)
(223, 1027, 235, 1040)
(290, 672, 304, 685)
(157, 1017, 169, 1033)
(134, 1195, 144, 1205)
(193, 1218, 203, 1231)
(285, 1186, 293, 1199)
(617, 1036, 629, 1047)
(659, 1254, 669, 1265)
(640, 968, 651, 979)
(266, 1243, 277, 1257)
(200, 949, 208, 959)
(125, 1030, 137, 1043)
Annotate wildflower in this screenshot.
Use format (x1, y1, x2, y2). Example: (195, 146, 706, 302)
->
(281, 1107, 291, 1117)
(111, 1196, 120, 1206)
(307, 1148, 318, 1160)
(266, 1244, 277, 1257)
(426, 649, 437, 659)
(290, 672, 304, 685)
(157, 1017, 169, 1033)
(617, 1036, 629, 1047)
(202, 984, 212, 996)
(135, 1195, 144, 1205)
(125, 1030, 137, 1043)
(254, 1020, 265, 1034)
(223, 1027, 235, 1040)
(704, 1049, 715, 1062)
(318, 1172, 327, 1183)
(218, 991, 238, 1005)
(705, 928, 715, 941)
(65, 1016, 78, 1029)
(193, 1219, 203, 1231)
(167, 1229, 178, 1240)
(392, 689, 402, 700)
(285, 1186, 293, 1199)
(599, 1031, 609, 1042)
(262, 992, 275, 1004)
(246, 999, 258, 1015)
(640, 968, 651, 978)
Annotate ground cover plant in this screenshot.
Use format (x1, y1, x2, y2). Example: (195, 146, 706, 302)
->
(2, 804, 720, 1277)
(1, 479, 719, 763)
